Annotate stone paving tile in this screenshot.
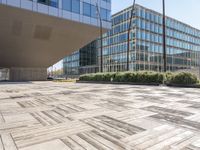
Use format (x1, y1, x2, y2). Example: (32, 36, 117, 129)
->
(0, 82, 200, 150)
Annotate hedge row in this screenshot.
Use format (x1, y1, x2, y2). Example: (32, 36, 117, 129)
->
(79, 72, 199, 85)
(167, 72, 199, 85)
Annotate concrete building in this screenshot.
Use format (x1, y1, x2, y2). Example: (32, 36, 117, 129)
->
(0, 0, 111, 81)
(63, 4, 200, 77)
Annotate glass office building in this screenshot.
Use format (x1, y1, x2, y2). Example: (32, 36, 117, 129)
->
(101, 4, 200, 72)
(63, 51, 80, 77)
(63, 40, 99, 77)
(63, 4, 200, 76)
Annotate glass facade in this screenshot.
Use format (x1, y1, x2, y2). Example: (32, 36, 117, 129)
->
(36, 0, 111, 21)
(82, 2, 110, 21)
(62, 0, 80, 13)
(1, 0, 111, 29)
(63, 51, 80, 76)
(63, 40, 99, 77)
(38, 0, 59, 7)
(100, 5, 200, 72)
(63, 4, 200, 76)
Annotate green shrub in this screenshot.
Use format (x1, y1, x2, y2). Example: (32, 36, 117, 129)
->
(169, 72, 198, 85)
(133, 71, 164, 84)
(79, 74, 95, 81)
(79, 73, 116, 82)
(93, 73, 103, 81)
(79, 71, 198, 85)
(103, 72, 116, 81)
(156, 72, 165, 84)
(80, 71, 164, 84)
(164, 72, 173, 84)
(113, 72, 124, 82)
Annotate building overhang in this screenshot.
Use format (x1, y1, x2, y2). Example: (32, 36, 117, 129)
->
(0, 4, 106, 68)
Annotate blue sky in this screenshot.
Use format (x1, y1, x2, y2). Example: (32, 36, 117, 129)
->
(52, 0, 200, 70)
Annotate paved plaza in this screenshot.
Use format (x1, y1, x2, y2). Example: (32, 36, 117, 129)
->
(0, 82, 200, 150)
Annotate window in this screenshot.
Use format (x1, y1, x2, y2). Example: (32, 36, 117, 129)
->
(62, 0, 71, 11)
(101, 8, 110, 21)
(72, 0, 80, 13)
(101, 8, 107, 21)
(38, 0, 48, 5)
(102, 0, 111, 3)
(62, 0, 80, 14)
(91, 5, 97, 18)
(83, 3, 91, 17)
(38, 0, 58, 8)
(49, 0, 58, 7)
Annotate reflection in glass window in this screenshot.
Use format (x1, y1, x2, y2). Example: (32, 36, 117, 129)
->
(83, 3, 91, 17)
(38, 0, 48, 5)
(38, 0, 58, 8)
(91, 5, 97, 18)
(62, 0, 80, 14)
(101, 8, 107, 21)
(49, 0, 58, 7)
(62, 0, 71, 11)
(72, 0, 80, 13)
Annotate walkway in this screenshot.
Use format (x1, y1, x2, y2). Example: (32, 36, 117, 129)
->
(0, 82, 200, 150)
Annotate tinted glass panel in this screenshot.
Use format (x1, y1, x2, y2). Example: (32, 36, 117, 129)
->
(62, 0, 71, 11)
(91, 5, 97, 18)
(83, 3, 91, 16)
(72, 0, 80, 13)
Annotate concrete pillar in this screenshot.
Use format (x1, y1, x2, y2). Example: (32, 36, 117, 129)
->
(9, 67, 47, 81)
